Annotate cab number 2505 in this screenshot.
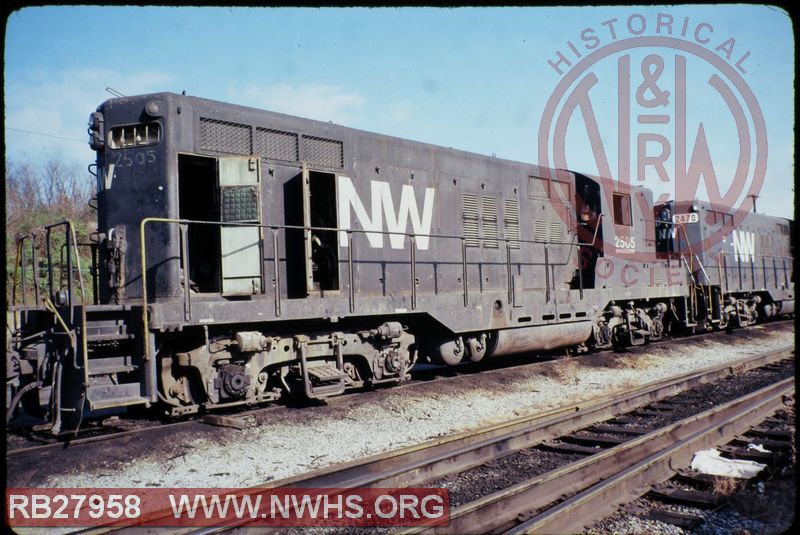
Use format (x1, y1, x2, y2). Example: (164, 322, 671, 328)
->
(111, 149, 157, 167)
(614, 235, 636, 250)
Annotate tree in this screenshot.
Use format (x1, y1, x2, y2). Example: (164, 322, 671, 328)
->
(6, 156, 96, 305)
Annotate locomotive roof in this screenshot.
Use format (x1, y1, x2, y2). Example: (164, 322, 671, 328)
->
(102, 91, 790, 222)
(99, 91, 575, 179)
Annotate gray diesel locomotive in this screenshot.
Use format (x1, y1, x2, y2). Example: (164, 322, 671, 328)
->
(7, 93, 794, 432)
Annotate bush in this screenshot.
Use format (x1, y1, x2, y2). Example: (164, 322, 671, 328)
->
(6, 157, 96, 305)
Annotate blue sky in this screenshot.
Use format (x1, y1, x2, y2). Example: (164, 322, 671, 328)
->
(4, 5, 794, 218)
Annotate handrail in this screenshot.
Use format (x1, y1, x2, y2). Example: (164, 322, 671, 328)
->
(715, 251, 792, 291)
(13, 221, 84, 305)
(141, 217, 592, 248)
(11, 234, 39, 307)
(12, 239, 24, 308)
(139, 217, 593, 361)
(43, 297, 77, 348)
(588, 213, 604, 247)
(67, 222, 89, 385)
(717, 251, 792, 261)
(11, 221, 89, 380)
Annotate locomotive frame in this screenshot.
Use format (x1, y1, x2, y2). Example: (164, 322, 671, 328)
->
(7, 92, 794, 433)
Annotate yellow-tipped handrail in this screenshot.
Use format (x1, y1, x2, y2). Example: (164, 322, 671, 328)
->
(67, 222, 89, 387)
(43, 297, 77, 348)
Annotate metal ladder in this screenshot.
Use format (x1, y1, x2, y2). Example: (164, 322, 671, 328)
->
(295, 335, 348, 399)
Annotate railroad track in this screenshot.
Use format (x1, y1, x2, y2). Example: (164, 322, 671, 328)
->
(95, 344, 791, 533)
(6, 319, 792, 457)
(435, 365, 793, 534)
(594, 404, 794, 532)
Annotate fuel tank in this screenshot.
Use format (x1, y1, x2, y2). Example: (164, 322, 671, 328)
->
(489, 322, 592, 357)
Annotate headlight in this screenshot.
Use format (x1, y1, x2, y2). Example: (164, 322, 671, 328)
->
(87, 112, 105, 150)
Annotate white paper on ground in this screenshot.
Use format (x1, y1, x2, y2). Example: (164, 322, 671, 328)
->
(747, 443, 771, 453)
(689, 448, 767, 478)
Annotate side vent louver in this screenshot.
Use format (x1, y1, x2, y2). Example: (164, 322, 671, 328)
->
(549, 220, 563, 243)
(552, 180, 572, 205)
(221, 186, 260, 222)
(462, 193, 480, 248)
(533, 219, 548, 242)
(481, 196, 499, 248)
(504, 199, 520, 249)
(199, 117, 345, 168)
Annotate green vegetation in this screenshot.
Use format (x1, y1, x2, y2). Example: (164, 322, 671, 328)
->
(5, 158, 97, 305)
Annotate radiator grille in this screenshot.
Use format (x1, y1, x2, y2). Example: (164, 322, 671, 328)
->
(529, 175, 549, 199)
(199, 118, 252, 154)
(255, 127, 298, 161)
(462, 193, 480, 248)
(503, 199, 520, 249)
(481, 196, 499, 248)
(221, 185, 260, 222)
(303, 135, 344, 168)
(552, 180, 572, 205)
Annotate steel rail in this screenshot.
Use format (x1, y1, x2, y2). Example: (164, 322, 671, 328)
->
(5, 418, 199, 458)
(507, 376, 794, 535)
(86, 345, 792, 533)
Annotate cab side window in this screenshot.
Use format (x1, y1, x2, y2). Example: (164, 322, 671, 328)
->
(612, 193, 632, 226)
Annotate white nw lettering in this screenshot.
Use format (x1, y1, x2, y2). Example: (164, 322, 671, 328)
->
(337, 176, 435, 250)
(732, 230, 755, 263)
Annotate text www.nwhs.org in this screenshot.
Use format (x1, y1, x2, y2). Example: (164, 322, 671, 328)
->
(6, 488, 450, 527)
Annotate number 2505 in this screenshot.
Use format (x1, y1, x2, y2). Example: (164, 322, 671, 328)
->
(614, 236, 636, 249)
(112, 150, 157, 167)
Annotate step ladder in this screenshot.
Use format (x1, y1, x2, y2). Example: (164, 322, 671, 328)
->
(296, 335, 347, 399)
(79, 313, 149, 412)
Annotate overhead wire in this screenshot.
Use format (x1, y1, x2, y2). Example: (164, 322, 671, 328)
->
(6, 127, 85, 143)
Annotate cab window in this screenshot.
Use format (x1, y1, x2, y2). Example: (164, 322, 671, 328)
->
(612, 193, 632, 226)
(108, 122, 161, 149)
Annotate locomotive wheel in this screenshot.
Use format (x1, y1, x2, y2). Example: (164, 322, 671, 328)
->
(343, 361, 362, 383)
(717, 310, 729, 330)
(650, 318, 664, 340)
(467, 335, 488, 363)
(435, 337, 465, 366)
(611, 325, 631, 348)
(20, 386, 47, 420)
(595, 323, 612, 347)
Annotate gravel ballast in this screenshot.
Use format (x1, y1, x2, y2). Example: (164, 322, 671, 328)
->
(12, 322, 794, 489)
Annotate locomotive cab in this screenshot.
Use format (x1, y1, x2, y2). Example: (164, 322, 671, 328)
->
(654, 201, 675, 258)
(573, 172, 604, 289)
